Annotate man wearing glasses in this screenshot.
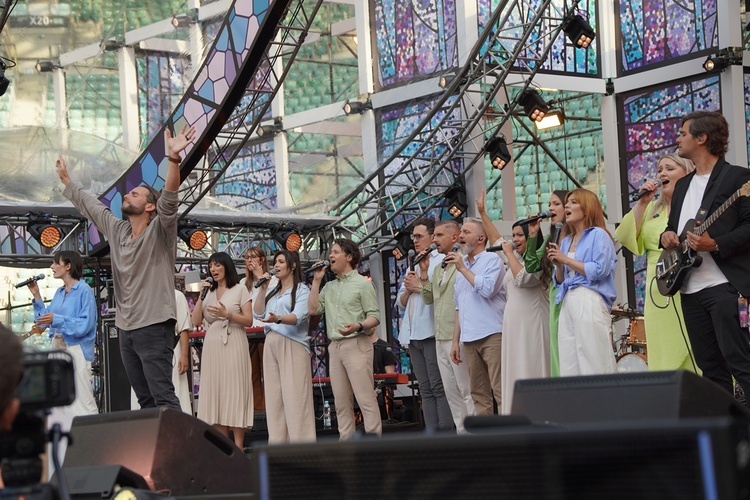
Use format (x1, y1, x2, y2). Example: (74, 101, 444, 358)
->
(398, 219, 454, 431)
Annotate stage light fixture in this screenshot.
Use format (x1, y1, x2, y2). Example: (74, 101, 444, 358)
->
(257, 123, 282, 137)
(485, 136, 511, 171)
(444, 184, 468, 218)
(178, 224, 208, 251)
(519, 89, 549, 122)
(28, 221, 66, 249)
(100, 39, 123, 52)
(438, 73, 468, 89)
(35, 60, 60, 73)
(535, 109, 565, 130)
(562, 13, 596, 49)
(343, 99, 372, 115)
(0, 60, 9, 97)
(172, 12, 197, 28)
(272, 225, 303, 252)
(391, 230, 413, 260)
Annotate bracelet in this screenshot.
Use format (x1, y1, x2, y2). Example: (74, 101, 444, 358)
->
(168, 155, 182, 163)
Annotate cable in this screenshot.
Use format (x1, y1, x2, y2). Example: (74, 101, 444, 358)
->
(49, 423, 72, 500)
(648, 275, 698, 373)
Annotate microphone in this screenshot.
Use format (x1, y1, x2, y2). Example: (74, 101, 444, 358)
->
(413, 244, 436, 268)
(551, 222, 564, 246)
(200, 276, 215, 300)
(486, 244, 504, 253)
(254, 269, 277, 289)
(15, 274, 45, 289)
(308, 260, 330, 273)
(515, 211, 553, 226)
(630, 179, 663, 202)
(407, 249, 416, 271)
(441, 243, 461, 268)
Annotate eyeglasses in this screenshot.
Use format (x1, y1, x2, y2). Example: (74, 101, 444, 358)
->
(411, 233, 428, 241)
(244, 255, 259, 260)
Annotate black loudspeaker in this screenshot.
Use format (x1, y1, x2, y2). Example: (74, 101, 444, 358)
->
(511, 370, 750, 425)
(252, 418, 749, 499)
(101, 318, 131, 411)
(53, 464, 148, 498)
(63, 408, 253, 496)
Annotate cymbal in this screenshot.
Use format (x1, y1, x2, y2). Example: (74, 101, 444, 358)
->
(611, 306, 643, 319)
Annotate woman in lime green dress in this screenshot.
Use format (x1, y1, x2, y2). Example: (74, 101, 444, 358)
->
(524, 190, 567, 377)
(614, 153, 698, 372)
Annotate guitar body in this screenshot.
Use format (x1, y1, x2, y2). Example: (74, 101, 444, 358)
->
(655, 219, 703, 297)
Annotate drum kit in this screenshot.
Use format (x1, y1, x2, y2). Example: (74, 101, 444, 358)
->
(611, 306, 647, 373)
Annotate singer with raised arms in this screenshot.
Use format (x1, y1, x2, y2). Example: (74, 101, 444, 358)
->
(446, 218, 506, 415)
(615, 153, 697, 371)
(659, 111, 750, 398)
(398, 219, 453, 431)
(547, 189, 617, 375)
(476, 193, 550, 414)
(253, 250, 315, 444)
(523, 189, 568, 376)
(55, 124, 196, 410)
(308, 239, 382, 439)
(192, 252, 255, 449)
(29, 251, 98, 418)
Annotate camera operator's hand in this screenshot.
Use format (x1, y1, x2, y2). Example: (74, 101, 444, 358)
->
(36, 313, 54, 327)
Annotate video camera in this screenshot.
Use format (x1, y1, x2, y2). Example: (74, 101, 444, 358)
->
(1, 349, 76, 498)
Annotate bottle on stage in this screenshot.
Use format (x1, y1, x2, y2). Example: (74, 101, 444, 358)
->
(323, 400, 331, 429)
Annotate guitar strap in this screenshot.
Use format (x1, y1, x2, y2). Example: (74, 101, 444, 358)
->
(693, 160, 730, 226)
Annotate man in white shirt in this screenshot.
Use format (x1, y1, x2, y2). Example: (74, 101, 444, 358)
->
(398, 219, 453, 431)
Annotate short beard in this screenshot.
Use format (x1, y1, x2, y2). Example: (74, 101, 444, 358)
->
(121, 203, 144, 217)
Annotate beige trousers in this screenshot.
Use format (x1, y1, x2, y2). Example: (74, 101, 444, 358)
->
(463, 333, 503, 415)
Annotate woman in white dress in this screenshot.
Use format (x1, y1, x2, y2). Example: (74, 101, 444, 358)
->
(497, 223, 551, 414)
(192, 252, 255, 449)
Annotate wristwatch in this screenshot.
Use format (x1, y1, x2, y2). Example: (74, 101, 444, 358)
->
(357, 322, 364, 333)
(275, 317, 282, 324)
(714, 243, 719, 253)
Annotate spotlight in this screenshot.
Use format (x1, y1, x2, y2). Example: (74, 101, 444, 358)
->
(178, 224, 208, 250)
(391, 230, 413, 260)
(272, 224, 302, 251)
(171, 12, 197, 28)
(485, 136, 511, 171)
(562, 13, 596, 49)
(444, 184, 468, 218)
(438, 73, 468, 89)
(0, 60, 9, 97)
(257, 123, 282, 137)
(343, 99, 372, 115)
(100, 39, 123, 52)
(28, 221, 66, 249)
(35, 60, 60, 73)
(519, 89, 549, 122)
(535, 109, 565, 130)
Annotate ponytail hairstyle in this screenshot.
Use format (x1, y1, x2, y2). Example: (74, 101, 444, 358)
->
(265, 250, 302, 311)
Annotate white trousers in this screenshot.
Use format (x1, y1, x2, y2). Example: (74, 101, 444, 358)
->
(172, 340, 193, 415)
(558, 287, 617, 376)
(435, 339, 475, 433)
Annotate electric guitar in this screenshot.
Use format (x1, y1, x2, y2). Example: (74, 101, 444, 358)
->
(18, 323, 44, 342)
(655, 181, 750, 296)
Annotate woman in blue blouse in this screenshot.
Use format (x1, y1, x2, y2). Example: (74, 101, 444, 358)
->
(29, 250, 98, 416)
(253, 250, 314, 443)
(547, 189, 618, 376)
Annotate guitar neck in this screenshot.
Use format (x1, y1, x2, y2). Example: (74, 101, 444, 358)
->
(695, 189, 742, 235)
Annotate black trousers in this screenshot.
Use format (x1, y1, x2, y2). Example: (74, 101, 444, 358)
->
(681, 283, 750, 398)
(119, 319, 181, 410)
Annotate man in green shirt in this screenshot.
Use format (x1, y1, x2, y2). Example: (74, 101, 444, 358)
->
(309, 239, 382, 439)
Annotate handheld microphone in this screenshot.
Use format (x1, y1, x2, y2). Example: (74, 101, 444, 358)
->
(254, 269, 277, 289)
(486, 244, 504, 252)
(551, 222, 564, 246)
(407, 249, 416, 271)
(515, 210, 553, 226)
(413, 244, 436, 268)
(200, 276, 215, 300)
(308, 260, 330, 273)
(441, 243, 461, 268)
(15, 274, 45, 289)
(630, 179, 663, 202)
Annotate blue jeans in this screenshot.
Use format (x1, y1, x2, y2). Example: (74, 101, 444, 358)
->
(119, 319, 181, 409)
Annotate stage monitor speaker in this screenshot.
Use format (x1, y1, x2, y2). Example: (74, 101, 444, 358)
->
(52, 464, 148, 498)
(63, 408, 253, 496)
(101, 318, 131, 412)
(511, 370, 750, 425)
(252, 418, 749, 499)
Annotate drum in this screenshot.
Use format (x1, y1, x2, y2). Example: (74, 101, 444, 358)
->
(627, 317, 647, 346)
(616, 352, 648, 373)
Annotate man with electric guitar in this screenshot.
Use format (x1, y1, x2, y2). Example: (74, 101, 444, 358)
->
(659, 111, 750, 401)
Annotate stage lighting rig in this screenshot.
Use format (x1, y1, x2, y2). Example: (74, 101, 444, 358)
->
(272, 223, 302, 252)
(27, 218, 66, 249)
(444, 182, 468, 218)
(702, 47, 742, 73)
(343, 99, 372, 115)
(535, 108, 565, 130)
(562, 12, 596, 49)
(178, 222, 208, 251)
(518, 89, 549, 122)
(391, 230, 413, 260)
(485, 136, 511, 171)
